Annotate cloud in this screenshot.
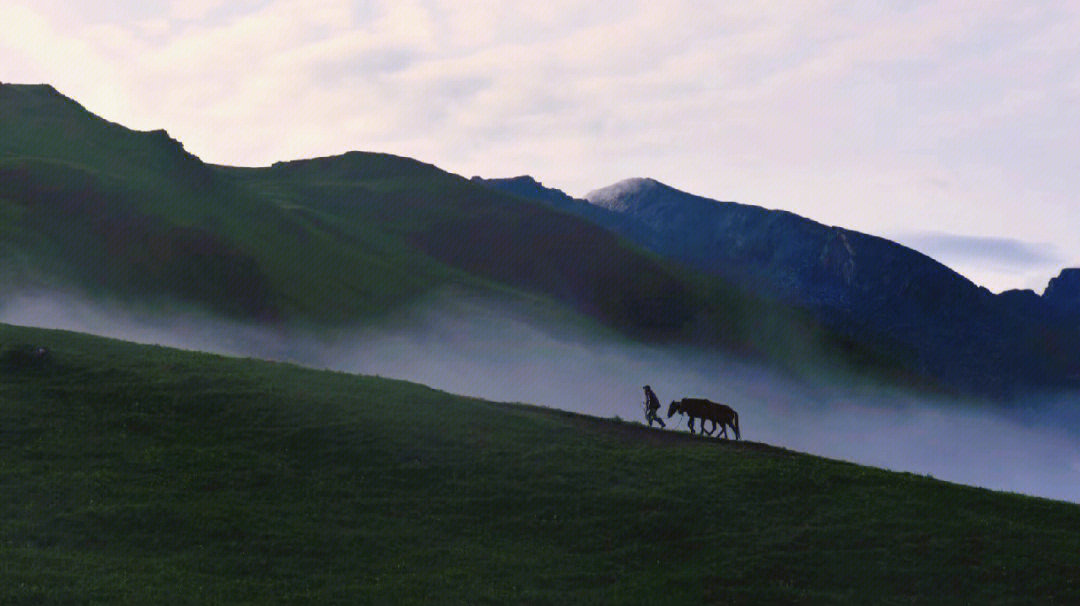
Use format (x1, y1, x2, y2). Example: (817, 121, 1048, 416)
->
(167, 0, 260, 22)
(896, 232, 1064, 269)
(889, 231, 1071, 292)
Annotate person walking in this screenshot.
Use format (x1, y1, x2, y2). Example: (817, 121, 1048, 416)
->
(643, 384, 666, 428)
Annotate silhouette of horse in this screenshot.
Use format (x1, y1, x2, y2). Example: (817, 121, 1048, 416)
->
(667, 398, 740, 440)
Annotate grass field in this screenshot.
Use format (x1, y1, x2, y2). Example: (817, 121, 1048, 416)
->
(2, 321, 1079, 604)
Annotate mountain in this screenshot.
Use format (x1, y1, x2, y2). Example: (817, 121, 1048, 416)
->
(1044, 268, 1080, 312)
(474, 176, 1080, 396)
(5, 321, 1080, 603)
(0, 83, 885, 382)
(6, 82, 1077, 396)
(0, 83, 707, 329)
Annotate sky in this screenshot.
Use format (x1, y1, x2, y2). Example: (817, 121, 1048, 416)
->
(2, 1, 1079, 292)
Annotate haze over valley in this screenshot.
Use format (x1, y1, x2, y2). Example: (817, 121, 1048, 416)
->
(5, 287, 1080, 503)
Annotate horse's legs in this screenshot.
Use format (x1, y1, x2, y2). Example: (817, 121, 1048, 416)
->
(717, 423, 728, 439)
(687, 417, 695, 434)
(701, 419, 716, 436)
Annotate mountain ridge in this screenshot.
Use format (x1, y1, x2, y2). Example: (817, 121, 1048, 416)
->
(2, 82, 898, 390)
(4, 82, 1078, 396)
(474, 174, 1080, 396)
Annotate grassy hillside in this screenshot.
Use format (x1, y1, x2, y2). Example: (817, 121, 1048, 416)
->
(0, 82, 721, 331)
(0, 82, 923, 386)
(0, 84, 453, 321)
(2, 322, 1078, 604)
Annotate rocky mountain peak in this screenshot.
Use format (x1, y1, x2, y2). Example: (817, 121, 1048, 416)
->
(584, 178, 662, 210)
(471, 175, 545, 193)
(1044, 268, 1080, 311)
(470, 175, 581, 208)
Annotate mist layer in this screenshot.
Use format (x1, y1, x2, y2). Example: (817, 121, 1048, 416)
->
(3, 291, 1079, 503)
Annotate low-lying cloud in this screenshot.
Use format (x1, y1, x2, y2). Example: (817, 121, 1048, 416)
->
(897, 231, 1064, 270)
(3, 290, 1080, 503)
(892, 231, 1069, 292)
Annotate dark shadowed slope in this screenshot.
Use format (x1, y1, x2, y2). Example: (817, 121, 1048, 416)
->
(3, 322, 1080, 604)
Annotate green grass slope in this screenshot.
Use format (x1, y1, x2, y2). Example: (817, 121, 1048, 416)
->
(0, 84, 452, 321)
(2, 323, 1078, 604)
(0, 82, 916, 382)
(0, 82, 721, 332)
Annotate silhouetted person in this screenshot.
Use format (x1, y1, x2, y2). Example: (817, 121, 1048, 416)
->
(643, 385, 665, 428)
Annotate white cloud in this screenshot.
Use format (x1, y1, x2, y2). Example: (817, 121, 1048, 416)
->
(168, 0, 224, 21)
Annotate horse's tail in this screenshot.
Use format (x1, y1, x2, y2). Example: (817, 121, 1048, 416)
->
(732, 411, 741, 440)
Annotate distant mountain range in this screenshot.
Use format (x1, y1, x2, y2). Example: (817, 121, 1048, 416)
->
(1, 82, 1077, 398)
(473, 175, 1080, 396)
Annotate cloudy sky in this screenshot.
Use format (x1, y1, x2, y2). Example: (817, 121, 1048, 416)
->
(3, 1, 1078, 292)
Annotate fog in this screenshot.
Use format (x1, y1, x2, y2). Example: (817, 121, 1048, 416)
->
(4, 290, 1080, 503)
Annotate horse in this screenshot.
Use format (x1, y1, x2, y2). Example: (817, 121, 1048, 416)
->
(667, 398, 741, 440)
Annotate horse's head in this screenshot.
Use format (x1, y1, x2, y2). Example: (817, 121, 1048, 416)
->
(666, 400, 681, 418)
